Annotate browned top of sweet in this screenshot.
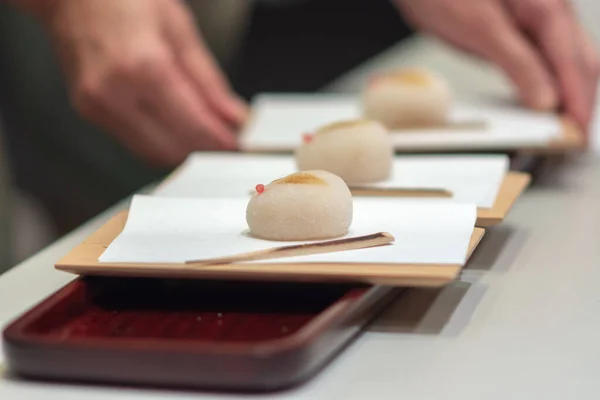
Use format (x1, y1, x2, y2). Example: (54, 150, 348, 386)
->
(316, 119, 372, 134)
(379, 69, 430, 86)
(271, 172, 327, 185)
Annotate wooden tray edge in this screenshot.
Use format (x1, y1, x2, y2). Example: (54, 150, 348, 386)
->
(476, 171, 531, 227)
(56, 213, 485, 288)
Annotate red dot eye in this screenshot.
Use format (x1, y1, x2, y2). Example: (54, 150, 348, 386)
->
(255, 184, 265, 194)
(302, 133, 313, 143)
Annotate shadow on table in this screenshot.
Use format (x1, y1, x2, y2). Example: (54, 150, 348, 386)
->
(367, 225, 531, 336)
(367, 280, 487, 337)
(464, 224, 528, 273)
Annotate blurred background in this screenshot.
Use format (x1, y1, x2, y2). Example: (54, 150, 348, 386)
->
(0, 0, 598, 274)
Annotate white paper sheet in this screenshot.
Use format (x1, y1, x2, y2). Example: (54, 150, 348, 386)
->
(99, 195, 477, 265)
(154, 153, 508, 208)
(241, 93, 562, 151)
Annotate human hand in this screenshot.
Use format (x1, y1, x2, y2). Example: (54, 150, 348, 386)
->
(393, 0, 600, 134)
(38, 0, 248, 166)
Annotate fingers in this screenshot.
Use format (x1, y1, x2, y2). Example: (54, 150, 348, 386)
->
(132, 58, 238, 151)
(75, 86, 189, 166)
(179, 41, 249, 126)
(395, 0, 598, 134)
(472, 3, 558, 111)
(575, 25, 600, 79)
(507, 0, 600, 131)
(122, 104, 191, 166)
(53, 0, 245, 166)
(577, 24, 600, 131)
(571, 23, 600, 131)
(545, 13, 592, 129)
(71, 37, 241, 166)
(393, 0, 558, 110)
(165, 6, 249, 127)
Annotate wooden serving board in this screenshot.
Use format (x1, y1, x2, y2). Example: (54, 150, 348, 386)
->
(55, 212, 485, 288)
(240, 114, 583, 154)
(156, 167, 530, 228)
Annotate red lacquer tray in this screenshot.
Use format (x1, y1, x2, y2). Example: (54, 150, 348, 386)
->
(3, 276, 399, 391)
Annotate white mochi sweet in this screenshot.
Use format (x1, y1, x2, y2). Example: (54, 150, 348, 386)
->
(246, 170, 353, 241)
(362, 68, 452, 129)
(295, 119, 393, 184)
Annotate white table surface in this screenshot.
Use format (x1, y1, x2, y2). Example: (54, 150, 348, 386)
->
(2, 36, 600, 400)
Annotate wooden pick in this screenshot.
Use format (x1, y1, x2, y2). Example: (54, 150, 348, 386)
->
(392, 120, 487, 131)
(249, 188, 452, 198)
(350, 187, 453, 198)
(185, 232, 395, 266)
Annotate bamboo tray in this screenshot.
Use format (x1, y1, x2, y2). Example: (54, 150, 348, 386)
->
(55, 211, 485, 288)
(158, 164, 531, 228)
(241, 114, 583, 154)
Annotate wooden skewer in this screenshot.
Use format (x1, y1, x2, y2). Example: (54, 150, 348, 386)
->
(392, 120, 488, 131)
(185, 232, 395, 266)
(350, 187, 453, 198)
(248, 188, 452, 198)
